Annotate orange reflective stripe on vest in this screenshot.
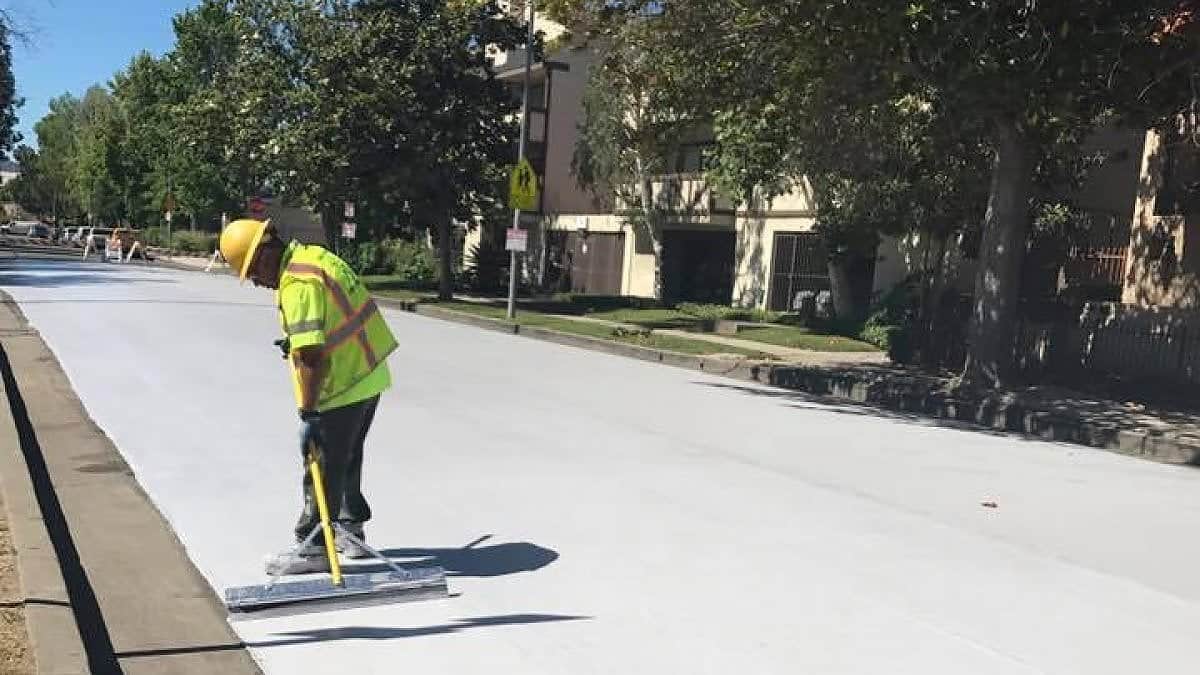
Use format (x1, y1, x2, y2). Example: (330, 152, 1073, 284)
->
(285, 262, 381, 369)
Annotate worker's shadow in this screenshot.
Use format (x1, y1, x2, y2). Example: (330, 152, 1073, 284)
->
(348, 535, 559, 578)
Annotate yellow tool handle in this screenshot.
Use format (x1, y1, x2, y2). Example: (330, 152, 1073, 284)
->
(307, 446, 343, 586)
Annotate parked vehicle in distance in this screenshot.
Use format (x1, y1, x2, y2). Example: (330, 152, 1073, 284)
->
(27, 223, 50, 239)
(10, 221, 38, 236)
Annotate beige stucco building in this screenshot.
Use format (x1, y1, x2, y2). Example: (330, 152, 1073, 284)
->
(482, 9, 1192, 314)
(475, 9, 829, 310)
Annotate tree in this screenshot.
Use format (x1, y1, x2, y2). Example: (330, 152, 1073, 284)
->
(0, 16, 22, 155)
(595, 1, 1200, 388)
(571, 4, 703, 301)
(218, 0, 523, 299)
(166, 0, 258, 230)
(31, 95, 83, 220)
(5, 145, 52, 216)
(72, 86, 123, 223)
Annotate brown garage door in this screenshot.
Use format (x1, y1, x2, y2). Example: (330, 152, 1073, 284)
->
(566, 232, 625, 296)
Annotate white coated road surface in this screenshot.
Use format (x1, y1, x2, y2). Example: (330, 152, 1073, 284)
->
(4, 258, 1200, 674)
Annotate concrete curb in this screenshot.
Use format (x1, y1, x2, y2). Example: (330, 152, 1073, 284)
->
(0, 322, 88, 674)
(759, 365, 1200, 465)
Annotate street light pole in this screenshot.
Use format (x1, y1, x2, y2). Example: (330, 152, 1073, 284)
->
(507, 0, 536, 320)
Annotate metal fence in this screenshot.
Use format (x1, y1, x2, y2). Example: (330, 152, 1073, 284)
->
(1016, 303, 1200, 385)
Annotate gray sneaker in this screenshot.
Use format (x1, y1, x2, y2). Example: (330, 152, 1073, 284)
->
(264, 544, 332, 576)
(336, 526, 371, 559)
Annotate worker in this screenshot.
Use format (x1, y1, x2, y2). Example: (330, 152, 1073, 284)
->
(219, 219, 398, 574)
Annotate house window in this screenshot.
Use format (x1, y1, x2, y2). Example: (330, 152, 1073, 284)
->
(672, 143, 713, 174)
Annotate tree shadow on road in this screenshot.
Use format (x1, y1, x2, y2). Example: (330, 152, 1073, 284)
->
(698, 379, 1200, 457)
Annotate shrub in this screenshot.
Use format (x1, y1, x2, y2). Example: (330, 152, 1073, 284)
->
(171, 231, 219, 254)
(556, 294, 661, 310)
(340, 239, 437, 285)
(381, 239, 437, 284)
(677, 303, 780, 324)
(463, 239, 510, 294)
(140, 228, 216, 254)
(857, 279, 919, 363)
(344, 241, 382, 274)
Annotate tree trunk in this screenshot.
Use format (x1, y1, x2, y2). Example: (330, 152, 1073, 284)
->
(919, 233, 949, 368)
(638, 172, 664, 301)
(827, 257, 856, 318)
(960, 121, 1034, 389)
(437, 216, 453, 301)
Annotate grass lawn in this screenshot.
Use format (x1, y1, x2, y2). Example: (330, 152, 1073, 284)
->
(735, 325, 879, 352)
(362, 275, 434, 303)
(588, 307, 697, 329)
(362, 286, 873, 356)
(425, 300, 769, 357)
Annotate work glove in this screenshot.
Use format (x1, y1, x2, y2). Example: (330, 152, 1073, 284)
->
(273, 337, 291, 359)
(299, 410, 325, 456)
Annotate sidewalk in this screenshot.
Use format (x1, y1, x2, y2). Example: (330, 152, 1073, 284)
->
(504, 313, 889, 366)
(0, 293, 261, 674)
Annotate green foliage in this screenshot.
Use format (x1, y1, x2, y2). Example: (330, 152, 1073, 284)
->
(571, 4, 702, 299)
(14, 0, 526, 301)
(463, 238, 511, 294)
(0, 18, 21, 155)
(171, 230, 219, 254)
(676, 302, 779, 324)
(858, 280, 920, 363)
(674, 303, 726, 322)
(342, 239, 437, 284)
(140, 227, 218, 253)
(545, 294, 661, 311)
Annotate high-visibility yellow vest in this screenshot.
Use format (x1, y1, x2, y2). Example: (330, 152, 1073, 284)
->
(277, 242, 397, 410)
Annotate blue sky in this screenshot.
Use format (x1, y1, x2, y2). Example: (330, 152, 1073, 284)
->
(9, 0, 200, 150)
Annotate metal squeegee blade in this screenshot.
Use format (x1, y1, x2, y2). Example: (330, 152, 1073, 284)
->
(224, 567, 448, 620)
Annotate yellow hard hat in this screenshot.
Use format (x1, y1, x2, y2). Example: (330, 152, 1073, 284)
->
(219, 218, 270, 281)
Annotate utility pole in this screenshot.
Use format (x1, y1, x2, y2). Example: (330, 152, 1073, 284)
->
(507, 0, 536, 319)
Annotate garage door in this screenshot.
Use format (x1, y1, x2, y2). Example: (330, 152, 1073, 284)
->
(565, 232, 625, 296)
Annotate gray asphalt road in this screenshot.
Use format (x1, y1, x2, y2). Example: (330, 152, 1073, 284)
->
(3, 257, 1200, 674)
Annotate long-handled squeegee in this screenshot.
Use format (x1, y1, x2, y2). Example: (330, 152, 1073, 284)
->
(224, 448, 448, 620)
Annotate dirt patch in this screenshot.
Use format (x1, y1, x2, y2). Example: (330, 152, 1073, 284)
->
(0, 491, 35, 674)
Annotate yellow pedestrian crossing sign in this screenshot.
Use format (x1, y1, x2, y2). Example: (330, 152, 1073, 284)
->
(509, 158, 538, 211)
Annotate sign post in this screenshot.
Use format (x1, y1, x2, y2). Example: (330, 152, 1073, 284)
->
(505, 227, 528, 252)
(341, 201, 357, 256)
(506, 0, 537, 320)
(163, 191, 176, 259)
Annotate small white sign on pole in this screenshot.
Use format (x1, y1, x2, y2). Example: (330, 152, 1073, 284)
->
(344, 201, 356, 219)
(505, 227, 528, 252)
(341, 222, 357, 239)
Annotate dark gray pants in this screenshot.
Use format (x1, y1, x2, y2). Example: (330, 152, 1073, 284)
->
(295, 395, 379, 544)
